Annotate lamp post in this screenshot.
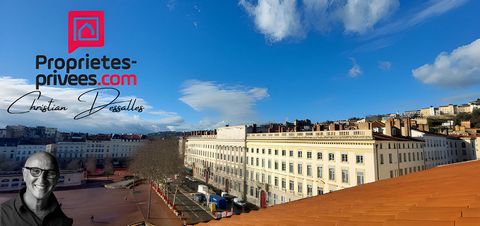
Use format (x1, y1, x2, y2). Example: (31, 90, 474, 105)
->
(147, 178, 152, 219)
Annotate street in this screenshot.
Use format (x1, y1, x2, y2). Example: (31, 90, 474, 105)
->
(164, 185, 214, 225)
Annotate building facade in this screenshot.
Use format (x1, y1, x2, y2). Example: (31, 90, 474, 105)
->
(438, 104, 457, 115)
(245, 130, 426, 207)
(55, 141, 86, 159)
(15, 144, 54, 162)
(55, 134, 145, 162)
(185, 126, 447, 208)
(411, 130, 476, 168)
(420, 107, 436, 117)
(184, 126, 248, 199)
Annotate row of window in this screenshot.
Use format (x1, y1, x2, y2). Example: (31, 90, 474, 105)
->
(247, 154, 364, 170)
(245, 166, 365, 187)
(249, 149, 366, 163)
(376, 142, 424, 149)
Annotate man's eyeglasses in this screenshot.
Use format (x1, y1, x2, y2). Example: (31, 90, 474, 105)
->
(23, 167, 58, 179)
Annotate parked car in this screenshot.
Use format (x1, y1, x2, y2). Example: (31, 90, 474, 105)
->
(192, 193, 206, 203)
(222, 193, 235, 202)
(233, 197, 246, 207)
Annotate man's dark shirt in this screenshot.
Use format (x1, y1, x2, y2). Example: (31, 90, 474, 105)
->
(0, 188, 73, 226)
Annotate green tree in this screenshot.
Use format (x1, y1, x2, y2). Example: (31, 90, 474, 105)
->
(455, 112, 471, 125)
(471, 109, 480, 128)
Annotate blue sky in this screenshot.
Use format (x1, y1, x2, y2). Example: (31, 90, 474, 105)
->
(0, 0, 479, 133)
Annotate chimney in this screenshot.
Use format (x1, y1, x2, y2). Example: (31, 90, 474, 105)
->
(406, 117, 412, 137)
(418, 124, 424, 132)
(329, 123, 336, 131)
(385, 119, 393, 136)
(394, 118, 401, 130)
(401, 117, 412, 137)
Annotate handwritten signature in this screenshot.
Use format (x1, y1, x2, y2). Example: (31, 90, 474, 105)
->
(7, 88, 144, 120)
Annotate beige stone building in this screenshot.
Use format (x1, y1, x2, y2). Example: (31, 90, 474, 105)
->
(245, 130, 426, 207)
(459, 136, 480, 160)
(184, 124, 478, 208)
(411, 130, 476, 168)
(457, 104, 473, 114)
(184, 125, 248, 199)
(438, 104, 457, 115)
(420, 107, 436, 117)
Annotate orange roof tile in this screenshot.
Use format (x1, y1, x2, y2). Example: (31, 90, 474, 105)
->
(203, 160, 480, 226)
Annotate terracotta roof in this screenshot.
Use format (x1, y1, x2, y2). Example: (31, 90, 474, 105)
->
(204, 160, 480, 226)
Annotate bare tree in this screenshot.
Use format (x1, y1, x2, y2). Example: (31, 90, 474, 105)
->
(65, 159, 81, 170)
(104, 156, 114, 175)
(86, 156, 97, 174)
(0, 155, 16, 171)
(129, 137, 185, 219)
(129, 137, 184, 182)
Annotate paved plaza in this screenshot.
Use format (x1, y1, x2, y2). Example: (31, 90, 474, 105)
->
(0, 178, 182, 226)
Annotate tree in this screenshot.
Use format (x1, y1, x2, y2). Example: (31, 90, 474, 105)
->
(454, 109, 480, 128)
(65, 159, 81, 170)
(471, 109, 480, 128)
(0, 155, 16, 171)
(129, 137, 184, 183)
(454, 112, 471, 126)
(366, 115, 383, 122)
(129, 137, 185, 219)
(86, 156, 97, 174)
(104, 156, 114, 175)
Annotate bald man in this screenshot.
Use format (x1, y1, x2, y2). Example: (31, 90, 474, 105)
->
(1, 152, 73, 226)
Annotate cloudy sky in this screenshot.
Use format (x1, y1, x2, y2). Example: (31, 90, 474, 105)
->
(0, 0, 479, 133)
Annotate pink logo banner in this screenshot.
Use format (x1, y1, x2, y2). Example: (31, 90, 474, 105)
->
(68, 11, 104, 53)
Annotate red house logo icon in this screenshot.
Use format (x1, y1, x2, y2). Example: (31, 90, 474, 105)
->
(68, 11, 104, 53)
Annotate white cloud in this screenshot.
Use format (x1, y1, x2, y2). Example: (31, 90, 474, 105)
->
(348, 58, 362, 77)
(179, 80, 269, 126)
(367, 0, 468, 39)
(240, 0, 398, 41)
(378, 61, 392, 70)
(149, 110, 179, 116)
(410, 0, 467, 27)
(0, 77, 184, 133)
(240, 0, 466, 42)
(340, 0, 399, 34)
(412, 38, 480, 87)
(148, 110, 184, 125)
(239, 0, 303, 42)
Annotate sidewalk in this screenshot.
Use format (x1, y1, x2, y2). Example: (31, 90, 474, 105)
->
(52, 183, 182, 226)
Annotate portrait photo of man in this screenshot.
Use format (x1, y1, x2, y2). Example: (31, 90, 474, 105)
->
(0, 152, 73, 226)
